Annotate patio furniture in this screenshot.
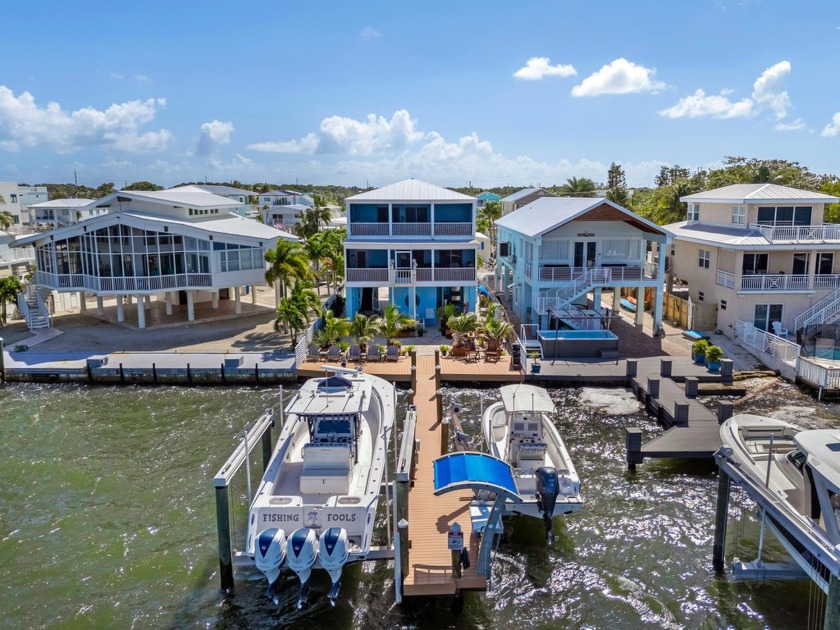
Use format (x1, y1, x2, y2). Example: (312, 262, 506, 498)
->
(306, 344, 320, 362)
(771, 321, 789, 338)
(348, 345, 364, 362)
(327, 345, 342, 362)
(386, 345, 400, 362)
(484, 349, 500, 363)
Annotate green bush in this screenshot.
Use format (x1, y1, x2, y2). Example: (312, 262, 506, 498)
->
(705, 345, 723, 363)
(692, 339, 710, 357)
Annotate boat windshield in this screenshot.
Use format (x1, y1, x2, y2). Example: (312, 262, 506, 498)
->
(786, 449, 807, 472)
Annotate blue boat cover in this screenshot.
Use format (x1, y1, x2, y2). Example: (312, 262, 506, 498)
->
(433, 452, 519, 499)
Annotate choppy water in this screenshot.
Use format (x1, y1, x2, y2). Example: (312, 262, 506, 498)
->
(0, 380, 838, 629)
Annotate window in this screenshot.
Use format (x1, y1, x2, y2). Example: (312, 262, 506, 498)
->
(698, 249, 710, 269)
(731, 205, 745, 225)
(688, 204, 700, 221)
(698, 291, 704, 301)
(10, 194, 17, 203)
(753, 304, 783, 331)
(742, 253, 768, 275)
(720, 299, 727, 311)
(757, 205, 812, 226)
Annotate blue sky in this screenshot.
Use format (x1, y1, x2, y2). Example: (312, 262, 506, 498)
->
(1, 0, 838, 189)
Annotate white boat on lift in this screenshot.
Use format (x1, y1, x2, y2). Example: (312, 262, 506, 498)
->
(481, 384, 582, 540)
(719, 414, 840, 591)
(247, 365, 395, 607)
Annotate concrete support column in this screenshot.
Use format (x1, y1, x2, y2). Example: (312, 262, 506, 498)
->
(79, 291, 87, 312)
(144, 295, 151, 310)
(137, 297, 146, 329)
(211, 291, 219, 309)
(125, 295, 132, 306)
(165, 292, 173, 316)
(251, 286, 257, 304)
(635, 286, 645, 329)
(654, 241, 667, 331)
(234, 287, 242, 315)
(612, 287, 621, 312)
(96, 296, 104, 316)
(593, 287, 602, 313)
(187, 291, 195, 322)
(116, 295, 125, 322)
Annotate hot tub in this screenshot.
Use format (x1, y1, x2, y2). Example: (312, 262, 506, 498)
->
(538, 329, 619, 359)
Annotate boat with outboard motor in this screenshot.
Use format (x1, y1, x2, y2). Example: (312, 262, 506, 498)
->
(480, 384, 582, 540)
(718, 413, 840, 591)
(247, 365, 395, 607)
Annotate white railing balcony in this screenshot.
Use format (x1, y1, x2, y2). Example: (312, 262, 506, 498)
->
(739, 274, 809, 291)
(539, 266, 586, 283)
(716, 270, 736, 288)
(346, 268, 388, 283)
(433, 222, 472, 237)
(814, 275, 840, 290)
(0, 248, 35, 265)
(798, 358, 840, 392)
(415, 268, 433, 282)
(392, 223, 431, 237)
(750, 223, 840, 243)
(524, 262, 532, 280)
(35, 270, 214, 292)
(350, 223, 389, 237)
(735, 319, 800, 365)
(434, 267, 476, 283)
(392, 269, 414, 284)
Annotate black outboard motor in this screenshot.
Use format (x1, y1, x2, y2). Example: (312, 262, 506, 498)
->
(535, 466, 560, 542)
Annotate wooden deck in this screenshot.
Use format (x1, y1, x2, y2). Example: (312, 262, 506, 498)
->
(403, 355, 487, 596)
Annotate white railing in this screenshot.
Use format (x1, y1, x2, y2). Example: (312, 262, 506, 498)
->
(739, 274, 809, 291)
(294, 319, 322, 367)
(524, 262, 532, 280)
(750, 223, 840, 243)
(433, 222, 472, 236)
(537, 265, 649, 283)
(735, 320, 800, 365)
(716, 270, 736, 288)
(349, 223, 389, 236)
(794, 287, 840, 331)
(16, 293, 31, 326)
(415, 268, 432, 282)
(392, 223, 431, 237)
(797, 357, 840, 392)
(346, 268, 389, 283)
(534, 267, 611, 314)
(813, 275, 840, 290)
(0, 248, 35, 265)
(35, 291, 51, 327)
(393, 269, 414, 284)
(35, 270, 213, 292)
(434, 268, 475, 283)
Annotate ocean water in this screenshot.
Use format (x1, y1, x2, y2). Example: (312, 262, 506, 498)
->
(0, 381, 836, 629)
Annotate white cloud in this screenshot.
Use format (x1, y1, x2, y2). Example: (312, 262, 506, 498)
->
(659, 88, 754, 119)
(109, 72, 124, 80)
(248, 133, 320, 154)
(822, 113, 840, 137)
(751, 60, 791, 120)
(360, 26, 380, 38)
(571, 58, 665, 96)
(774, 118, 805, 132)
(195, 119, 234, 156)
(513, 57, 577, 81)
(0, 87, 170, 153)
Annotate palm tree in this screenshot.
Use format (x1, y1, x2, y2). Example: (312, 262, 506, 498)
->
(304, 234, 331, 295)
(0, 211, 13, 233)
(319, 308, 351, 347)
(482, 316, 513, 352)
(446, 312, 479, 349)
(298, 195, 334, 239)
(606, 187, 629, 206)
(557, 177, 597, 197)
(476, 201, 502, 245)
(349, 312, 381, 353)
(274, 297, 308, 346)
(379, 304, 415, 345)
(264, 239, 312, 303)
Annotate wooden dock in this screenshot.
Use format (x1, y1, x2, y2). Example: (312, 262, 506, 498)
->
(402, 354, 487, 596)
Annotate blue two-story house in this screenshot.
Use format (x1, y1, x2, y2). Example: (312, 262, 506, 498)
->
(344, 179, 478, 323)
(495, 197, 671, 333)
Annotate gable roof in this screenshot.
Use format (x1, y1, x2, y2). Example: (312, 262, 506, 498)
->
(476, 191, 501, 201)
(260, 189, 308, 197)
(29, 198, 93, 209)
(495, 197, 669, 238)
(169, 184, 254, 197)
(96, 190, 242, 209)
(501, 187, 552, 203)
(681, 183, 838, 204)
(346, 178, 474, 202)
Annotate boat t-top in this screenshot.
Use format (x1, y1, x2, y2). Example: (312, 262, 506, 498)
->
(247, 366, 395, 607)
(481, 384, 582, 540)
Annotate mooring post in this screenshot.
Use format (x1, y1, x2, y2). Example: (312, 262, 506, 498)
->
(119, 362, 125, 384)
(152, 362, 157, 384)
(647, 378, 660, 399)
(398, 518, 410, 581)
(660, 358, 672, 378)
(826, 574, 840, 630)
(625, 427, 643, 471)
(713, 467, 731, 573)
(262, 415, 273, 471)
(450, 523, 462, 579)
(720, 359, 734, 384)
(674, 402, 689, 427)
(625, 359, 637, 378)
(685, 376, 699, 398)
(215, 484, 234, 592)
(717, 401, 734, 425)
(0, 336, 4, 385)
(436, 364, 447, 453)
(186, 363, 192, 386)
(220, 363, 226, 384)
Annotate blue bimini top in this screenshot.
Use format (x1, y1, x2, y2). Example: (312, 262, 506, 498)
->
(433, 452, 520, 500)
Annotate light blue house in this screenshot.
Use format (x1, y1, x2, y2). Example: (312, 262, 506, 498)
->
(494, 197, 670, 332)
(476, 191, 501, 208)
(344, 179, 478, 324)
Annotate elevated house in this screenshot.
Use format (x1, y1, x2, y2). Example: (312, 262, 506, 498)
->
(30, 198, 97, 229)
(0, 182, 48, 229)
(495, 197, 670, 332)
(343, 179, 478, 323)
(11, 189, 297, 329)
(500, 187, 555, 216)
(665, 184, 840, 336)
(169, 184, 255, 217)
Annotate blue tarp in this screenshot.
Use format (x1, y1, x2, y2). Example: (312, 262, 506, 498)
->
(433, 452, 519, 498)
(477, 285, 492, 297)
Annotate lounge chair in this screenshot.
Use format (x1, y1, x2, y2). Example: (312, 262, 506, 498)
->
(306, 344, 320, 362)
(484, 349, 500, 363)
(771, 321, 789, 338)
(348, 345, 363, 362)
(327, 345, 342, 362)
(386, 345, 400, 362)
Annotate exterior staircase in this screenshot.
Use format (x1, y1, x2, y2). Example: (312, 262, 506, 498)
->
(533, 268, 611, 315)
(17, 284, 51, 331)
(793, 287, 840, 334)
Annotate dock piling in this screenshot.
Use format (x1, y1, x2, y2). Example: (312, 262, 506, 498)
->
(625, 427, 643, 471)
(674, 402, 689, 427)
(660, 358, 672, 378)
(626, 359, 637, 378)
(685, 377, 699, 398)
(712, 467, 731, 573)
(215, 485, 234, 593)
(398, 518, 409, 581)
(119, 362, 125, 384)
(717, 401, 734, 424)
(152, 362, 157, 384)
(0, 336, 4, 384)
(186, 363, 191, 385)
(647, 378, 660, 398)
(721, 359, 734, 384)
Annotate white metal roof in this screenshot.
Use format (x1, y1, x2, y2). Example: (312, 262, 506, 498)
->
(499, 384, 556, 414)
(500, 187, 549, 203)
(346, 178, 475, 202)
(28, 198, 93, 209)
(681, 183, 838, 204)
(168, 184, 255, 197)
(101, 190, 242, 209)
(495, 197, 668, 238)
(665, 221, 773, 247)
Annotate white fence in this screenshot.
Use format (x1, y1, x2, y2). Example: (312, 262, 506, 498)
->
(735, 319, 800, 365)
(750, 223, 840, 243)
(35, 270, 213, 292)
(797, 358, 840, 397)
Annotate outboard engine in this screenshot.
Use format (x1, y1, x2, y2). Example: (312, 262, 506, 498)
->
(318, 527, 349, 606)
(254, 528, 287, 602)
(535, 466, 560, 543)
(286, 527, 318, 609)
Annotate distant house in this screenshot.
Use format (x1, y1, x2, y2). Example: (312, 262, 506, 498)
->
(0, 182, 48, 229)
(12, 190, 297, 328)
(476, 191, 501, 208)
(168, 184, 255, 217)
(258, 189, 314, 208)
(495, 197, 670, 331)
(500, 187, 555, 215)
(30, 198, 97, 229)
(666, 183, 840, 335)
(344, 178, 478, 323)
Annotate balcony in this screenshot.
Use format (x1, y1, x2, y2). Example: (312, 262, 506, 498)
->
(536, 265, 653, 284)
(433, 222, 472, 237)
(345, 266, 476, 285)
(393, 223, 431, 237)
(346, 268, 388, 283)
(750, 223, 840, 243)
(348, 221, 472, 238)
(716, 270, 840, 291)
(36, 270, 213, 292)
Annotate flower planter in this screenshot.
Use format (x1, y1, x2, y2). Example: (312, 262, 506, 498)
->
(693, 353, 706, 365)
(707, 361, 721, 373)
(531, 363, 541, 374)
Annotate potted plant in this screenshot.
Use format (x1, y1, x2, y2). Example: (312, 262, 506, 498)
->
(440, 344, 450, 357)
(529, 351, 541, 374)
(706, 345, 723, 373)
(692, 339, 709, 365)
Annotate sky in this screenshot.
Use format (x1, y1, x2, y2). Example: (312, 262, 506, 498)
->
(1, 0, 838, 190)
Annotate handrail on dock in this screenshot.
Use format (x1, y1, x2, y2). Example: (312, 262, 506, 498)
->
(213, 402, 280, 488)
